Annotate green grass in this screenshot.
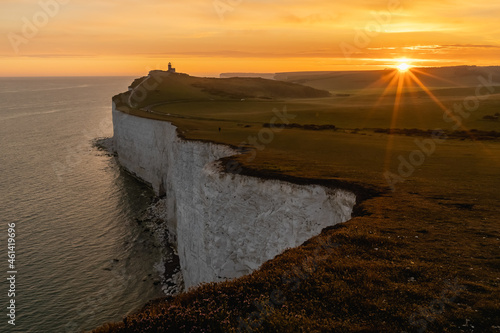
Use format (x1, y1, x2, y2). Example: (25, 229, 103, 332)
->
(97, 72, 500, 332)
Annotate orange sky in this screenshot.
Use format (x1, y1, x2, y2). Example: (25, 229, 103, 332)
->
(1, 0, 499, 76)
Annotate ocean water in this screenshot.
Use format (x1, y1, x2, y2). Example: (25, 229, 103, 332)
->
(0, 77, 168, 332)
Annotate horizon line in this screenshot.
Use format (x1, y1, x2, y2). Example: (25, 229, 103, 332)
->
(1, 64, 500, 78)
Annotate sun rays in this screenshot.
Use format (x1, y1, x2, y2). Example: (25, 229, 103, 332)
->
(377, 62, 498, 178)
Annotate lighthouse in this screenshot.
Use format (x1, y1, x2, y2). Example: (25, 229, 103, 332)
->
(168, 62, 176, 73)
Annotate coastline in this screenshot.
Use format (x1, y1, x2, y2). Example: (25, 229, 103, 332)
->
(112, 101, 359, 289)
(93, 83, 500, 333)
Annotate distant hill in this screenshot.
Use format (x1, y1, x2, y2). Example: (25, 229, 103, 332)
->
(220, 73, 276, 80)
(119, 72, 331, 108)
(274, 66, 500, 93)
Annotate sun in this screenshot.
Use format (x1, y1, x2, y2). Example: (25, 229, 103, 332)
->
(397, 63, 411, 72)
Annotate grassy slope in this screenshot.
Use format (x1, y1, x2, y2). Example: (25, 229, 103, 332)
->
(126, 72, 331, 108)
(96, 70, 500, 332)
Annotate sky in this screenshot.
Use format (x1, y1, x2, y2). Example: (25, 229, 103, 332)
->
(1, 0, 499, 77)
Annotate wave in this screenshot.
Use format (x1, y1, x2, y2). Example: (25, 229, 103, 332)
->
(0, 108, 68, 121)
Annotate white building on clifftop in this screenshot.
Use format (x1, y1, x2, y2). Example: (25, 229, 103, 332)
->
(147, 62, 176, 76)
(167, 62, 176, 73)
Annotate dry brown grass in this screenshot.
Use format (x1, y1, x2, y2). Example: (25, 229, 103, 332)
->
(95, 76, 499, 332)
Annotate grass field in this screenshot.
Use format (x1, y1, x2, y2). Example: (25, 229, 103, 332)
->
(97, 68, 500, 332)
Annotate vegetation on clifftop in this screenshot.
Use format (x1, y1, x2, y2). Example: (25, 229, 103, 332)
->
(97, 69, 500, 332)
(121, 72, 331, 110)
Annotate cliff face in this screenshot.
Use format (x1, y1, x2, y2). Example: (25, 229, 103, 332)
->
(112, 104, 356, 288)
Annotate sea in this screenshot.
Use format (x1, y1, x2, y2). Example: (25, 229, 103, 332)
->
(0, 77, 170, 332)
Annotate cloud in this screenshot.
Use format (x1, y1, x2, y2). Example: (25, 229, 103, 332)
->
(1, 0, 500, 76)
(440, 44, 500, 49)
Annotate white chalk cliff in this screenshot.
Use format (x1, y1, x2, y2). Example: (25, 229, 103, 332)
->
(112, 103, 356, 289)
